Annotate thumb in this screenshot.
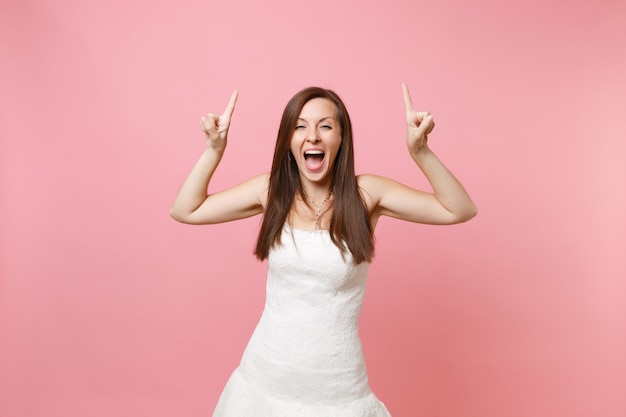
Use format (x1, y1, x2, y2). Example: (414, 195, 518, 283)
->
(416, 114, 434, 136)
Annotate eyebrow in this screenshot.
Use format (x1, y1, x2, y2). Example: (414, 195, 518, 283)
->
(297, 116, 334, 123)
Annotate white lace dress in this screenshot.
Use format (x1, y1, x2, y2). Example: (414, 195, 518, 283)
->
(212, 225, 391, 417)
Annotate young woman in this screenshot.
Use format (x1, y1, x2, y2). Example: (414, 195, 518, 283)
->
(170, 85, 477, 416)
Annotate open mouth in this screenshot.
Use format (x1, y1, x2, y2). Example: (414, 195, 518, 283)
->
(303, 150, 325, 170)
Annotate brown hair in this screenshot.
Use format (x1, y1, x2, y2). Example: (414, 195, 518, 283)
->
(254, 87, 374, 264)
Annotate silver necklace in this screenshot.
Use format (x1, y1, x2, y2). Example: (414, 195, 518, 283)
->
(302, 189, 333, 229)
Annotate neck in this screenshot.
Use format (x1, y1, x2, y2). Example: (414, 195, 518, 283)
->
(301, 186, 332, 203)
(300, 179, 332, 203)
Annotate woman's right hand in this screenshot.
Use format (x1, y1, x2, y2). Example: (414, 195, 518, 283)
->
(200, 90, 238, 152)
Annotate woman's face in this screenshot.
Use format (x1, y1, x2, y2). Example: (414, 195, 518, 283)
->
(289, 98, 342, 188)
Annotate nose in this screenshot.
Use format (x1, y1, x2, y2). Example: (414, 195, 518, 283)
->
(306, 127, 320, 143)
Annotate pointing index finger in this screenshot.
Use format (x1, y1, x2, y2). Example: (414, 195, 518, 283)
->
(222, 90, 239, 120)
(402, 83, 414, 113)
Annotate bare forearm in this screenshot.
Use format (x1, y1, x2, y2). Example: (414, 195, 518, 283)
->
(170, 149, 223, 221)
(411, 146, 477, 221)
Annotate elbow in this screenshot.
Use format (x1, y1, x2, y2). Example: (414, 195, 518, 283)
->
(169, 207, 188, 224)
(447, 204, 477, 224)
(169, 207, 211, 225)
(458, 204, 478, 223)
(468, 205, 479, 221)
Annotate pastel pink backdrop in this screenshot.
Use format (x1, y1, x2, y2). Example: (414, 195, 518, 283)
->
(1, 1, 624, 416)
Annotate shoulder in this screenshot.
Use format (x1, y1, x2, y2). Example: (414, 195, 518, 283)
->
(357, 173, 388, 188)
(358, 173, 421, 197)
(356, 174, 388, 217)
(357, 174, 394, 199)
(249, 172, 270, 208)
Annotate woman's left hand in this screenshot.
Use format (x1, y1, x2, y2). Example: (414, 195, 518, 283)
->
(402, 83, 435, 155)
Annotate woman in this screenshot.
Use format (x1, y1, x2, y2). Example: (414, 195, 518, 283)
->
(170, 85, 477, 416)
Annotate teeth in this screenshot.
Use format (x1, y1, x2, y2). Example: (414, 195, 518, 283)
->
(305, 150, 324, 155)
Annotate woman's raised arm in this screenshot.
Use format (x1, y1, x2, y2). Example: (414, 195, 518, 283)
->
(170, 91, 268, 225)
(359, 84, 477, 227)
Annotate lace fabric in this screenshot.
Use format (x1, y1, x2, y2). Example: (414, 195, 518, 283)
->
(212, 225, 391, 417)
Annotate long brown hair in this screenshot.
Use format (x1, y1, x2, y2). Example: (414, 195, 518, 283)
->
(254, 87, 374, 264)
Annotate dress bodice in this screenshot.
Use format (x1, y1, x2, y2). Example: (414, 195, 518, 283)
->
(265, 225, 371, 327)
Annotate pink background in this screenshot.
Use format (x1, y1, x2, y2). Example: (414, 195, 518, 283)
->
(1, 0, 625, 416)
